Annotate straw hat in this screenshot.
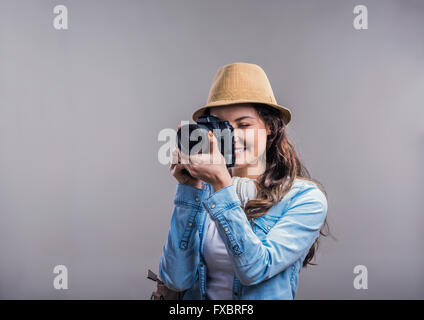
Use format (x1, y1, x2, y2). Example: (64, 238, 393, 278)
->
(192, 62, 292, 125)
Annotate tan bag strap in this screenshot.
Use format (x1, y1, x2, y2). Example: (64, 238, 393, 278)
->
(147, 269, 186, 300)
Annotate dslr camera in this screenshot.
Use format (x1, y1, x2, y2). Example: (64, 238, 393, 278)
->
(176, 115, 235, 168)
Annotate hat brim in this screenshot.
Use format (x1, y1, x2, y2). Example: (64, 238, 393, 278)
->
(192, 99, 292, 125)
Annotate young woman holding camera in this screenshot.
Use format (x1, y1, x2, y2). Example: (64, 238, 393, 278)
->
(159, 62, 330, 300)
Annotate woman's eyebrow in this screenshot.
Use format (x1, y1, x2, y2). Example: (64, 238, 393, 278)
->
(234, 116, 255, 121)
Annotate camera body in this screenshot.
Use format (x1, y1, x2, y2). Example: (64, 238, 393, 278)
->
(176, 115, 235, 168)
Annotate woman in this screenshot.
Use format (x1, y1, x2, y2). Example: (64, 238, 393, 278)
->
(159, 62, 329, 300)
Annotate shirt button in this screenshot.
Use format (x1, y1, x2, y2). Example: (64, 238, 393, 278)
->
(199, 264, 203, 267)
(267, 226, 271, 230)
(224, 227, 229, 232)
(211, 203, 216, 209)
(188, 222, 193, 227)
(195, 197, 200, 202)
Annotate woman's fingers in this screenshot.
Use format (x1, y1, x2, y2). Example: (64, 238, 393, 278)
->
(171, 148, 181, 164)
(171, 123, 182, 169)
(179, 149, 223, 166)
(208, 132, 226, 165)
(171, 163, 186, 179)
(208, 131, 215, 155)
(179, 150, 192, 164)
(173, 131, 224, 168)
(208, 132, 218, 163)
(186, 153, 203, 165)
(175, 164, 198, 182)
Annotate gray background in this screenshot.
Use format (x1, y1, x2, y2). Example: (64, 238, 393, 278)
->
(0, 0, 423, 299)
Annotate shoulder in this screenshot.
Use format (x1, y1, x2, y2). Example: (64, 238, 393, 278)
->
(257, 177, 327, 221)
(291, 178, 325, 194)
(286, 178, 328, 212)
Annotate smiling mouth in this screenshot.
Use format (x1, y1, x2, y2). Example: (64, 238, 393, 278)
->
(234, 147, 247, 154)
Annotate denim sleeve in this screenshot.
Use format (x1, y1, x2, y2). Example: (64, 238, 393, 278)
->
(201, 183, 328, 286)
(158, 182, 210, 291)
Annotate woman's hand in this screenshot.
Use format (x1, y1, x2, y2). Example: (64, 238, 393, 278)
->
(170, 148, 204, 189)
(179, 131, 232, 192)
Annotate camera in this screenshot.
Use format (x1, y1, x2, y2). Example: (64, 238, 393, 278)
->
(176, 115, 235, 168)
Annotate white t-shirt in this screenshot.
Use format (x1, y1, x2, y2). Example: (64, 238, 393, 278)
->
(203, 176, 258, 300)
(203, 217, 234, 300)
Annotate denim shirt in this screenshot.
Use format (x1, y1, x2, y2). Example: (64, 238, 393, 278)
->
(159, 178, 328, 300)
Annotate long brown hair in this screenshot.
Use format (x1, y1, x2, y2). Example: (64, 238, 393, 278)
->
(204, 104, 331, 267)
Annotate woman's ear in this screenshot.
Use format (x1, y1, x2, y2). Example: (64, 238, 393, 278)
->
(266, 124, 271, 136)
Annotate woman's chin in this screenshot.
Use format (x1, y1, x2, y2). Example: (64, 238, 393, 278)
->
(234, 158, 252, 167)
(234, 155, 248, 166)
(233, 161, 246, 167)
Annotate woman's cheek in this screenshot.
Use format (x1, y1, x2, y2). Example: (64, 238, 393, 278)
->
(243, 147, 256, 164)
(248, 143, 266, 164)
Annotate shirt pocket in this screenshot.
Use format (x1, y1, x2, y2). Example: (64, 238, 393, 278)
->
(253, 215, 280, 237)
